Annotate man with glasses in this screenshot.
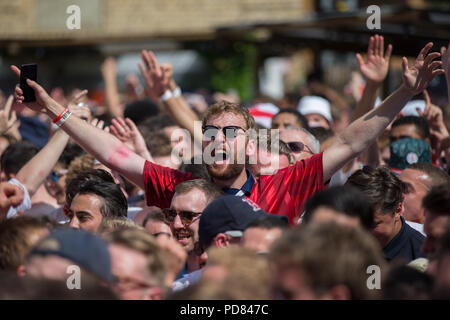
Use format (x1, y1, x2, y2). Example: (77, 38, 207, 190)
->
(14, 43, 444, 225)
(279, 127, 320, 162)
(163, 179, 222, 276)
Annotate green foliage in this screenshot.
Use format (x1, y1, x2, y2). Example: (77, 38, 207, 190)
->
(194, 37, 258, 102)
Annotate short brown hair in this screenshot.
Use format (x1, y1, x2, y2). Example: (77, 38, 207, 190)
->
(270, 223, 385, 299)
(146, 130, 172, 157)
(97, 217, 143, 235)
(346, 166, 405, 215)
(206, 246, 270, 299)
(174, 179, 223, 204)
(142, 209, 166, 228)
(66, 153, 96, 184)
(0, 217, 49, 271)
(202, 101, 256, 130)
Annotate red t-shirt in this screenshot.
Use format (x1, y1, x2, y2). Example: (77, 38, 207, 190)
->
(143, 152, 327, 225)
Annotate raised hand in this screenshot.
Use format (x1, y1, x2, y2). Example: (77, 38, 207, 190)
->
(0, 95, 18, 135)
(91, 118, 110, 133)
(101, 56, 117, 79)
(68, 90, 92, 122)
(138, 50, 169, 101)
(418, 90, 449, 156)
(401, 43, 445, 96)
(356, 34, 393, 85)
(11, 65, 55, 114)
(110, 117, 149, 156)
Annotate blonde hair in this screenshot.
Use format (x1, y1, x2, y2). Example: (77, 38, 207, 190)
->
(204, 246, 271, 299)
(66, 153, 96, 184)
(97, 217, 144, 235)
(202, 101, 256, 130)
(104, 228, 167, 290)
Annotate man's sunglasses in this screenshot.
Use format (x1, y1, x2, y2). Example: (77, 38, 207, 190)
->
(286, 141, 314, 154)
(162, 208, 201, 226)
(202, 125, 246, 140)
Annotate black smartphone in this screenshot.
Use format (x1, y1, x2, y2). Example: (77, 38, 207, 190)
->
(20, 63, 37, 102)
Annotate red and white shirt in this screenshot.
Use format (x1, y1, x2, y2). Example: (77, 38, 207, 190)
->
(143, 152, 327, 225)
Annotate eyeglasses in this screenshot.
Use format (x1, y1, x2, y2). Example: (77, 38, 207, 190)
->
(286, 141, 314, 154)
(202, 125, 246, 141)
(162, 208, 201, 226)
(47, 169, 68, 182)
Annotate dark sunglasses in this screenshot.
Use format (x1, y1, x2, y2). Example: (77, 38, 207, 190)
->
(287, 141, 313, 154)
(162, 208, 201, 226)
(202, 125, 246, 140)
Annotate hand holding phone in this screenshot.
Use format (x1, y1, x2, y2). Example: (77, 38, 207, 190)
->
(19, 64, 37, 102)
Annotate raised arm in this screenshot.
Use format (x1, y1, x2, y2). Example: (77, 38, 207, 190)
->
(0, 95, 18, 135)
(12, 66, 146, 189)
(352, 35, 392, 121)
(418, 90, 450, 163)
(353, 35, 392, 167)
(138, 51, 203, 146)
(15, 93, 91, 196)
(15, 129, 69, 196)
(323, 42, 444, 181)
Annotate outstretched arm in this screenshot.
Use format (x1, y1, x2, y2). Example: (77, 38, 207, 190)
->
(323, 42, 444, 181)
(352, 34, 392, 121)
(353, 35, 392, 167)
(14, 93, 91, 196)
(12, 65, 146, 189)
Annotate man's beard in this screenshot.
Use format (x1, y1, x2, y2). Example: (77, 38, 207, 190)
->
(206, 162, 245, 180)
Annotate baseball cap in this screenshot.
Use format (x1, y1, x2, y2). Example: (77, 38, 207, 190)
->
(389, 137, 431, 173)
(28, 228, 113, 283)
(297, 96, 332, 123)
(198, 195, 288, 248)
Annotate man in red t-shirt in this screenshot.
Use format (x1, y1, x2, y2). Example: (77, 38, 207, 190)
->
(143, 100, 326, 224)
(13, 43, 444, 224)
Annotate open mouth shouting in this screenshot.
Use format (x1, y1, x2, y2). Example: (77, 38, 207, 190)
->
(212, 149, 230, 166)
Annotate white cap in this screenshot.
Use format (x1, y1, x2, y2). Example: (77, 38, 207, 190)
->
(401, 100, 426, 117)
(297, 96, 332, 122)
(249, 103, 279, 128)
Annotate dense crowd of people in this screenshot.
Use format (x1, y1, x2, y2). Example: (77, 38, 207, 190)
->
(0, 34, 450, 300)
